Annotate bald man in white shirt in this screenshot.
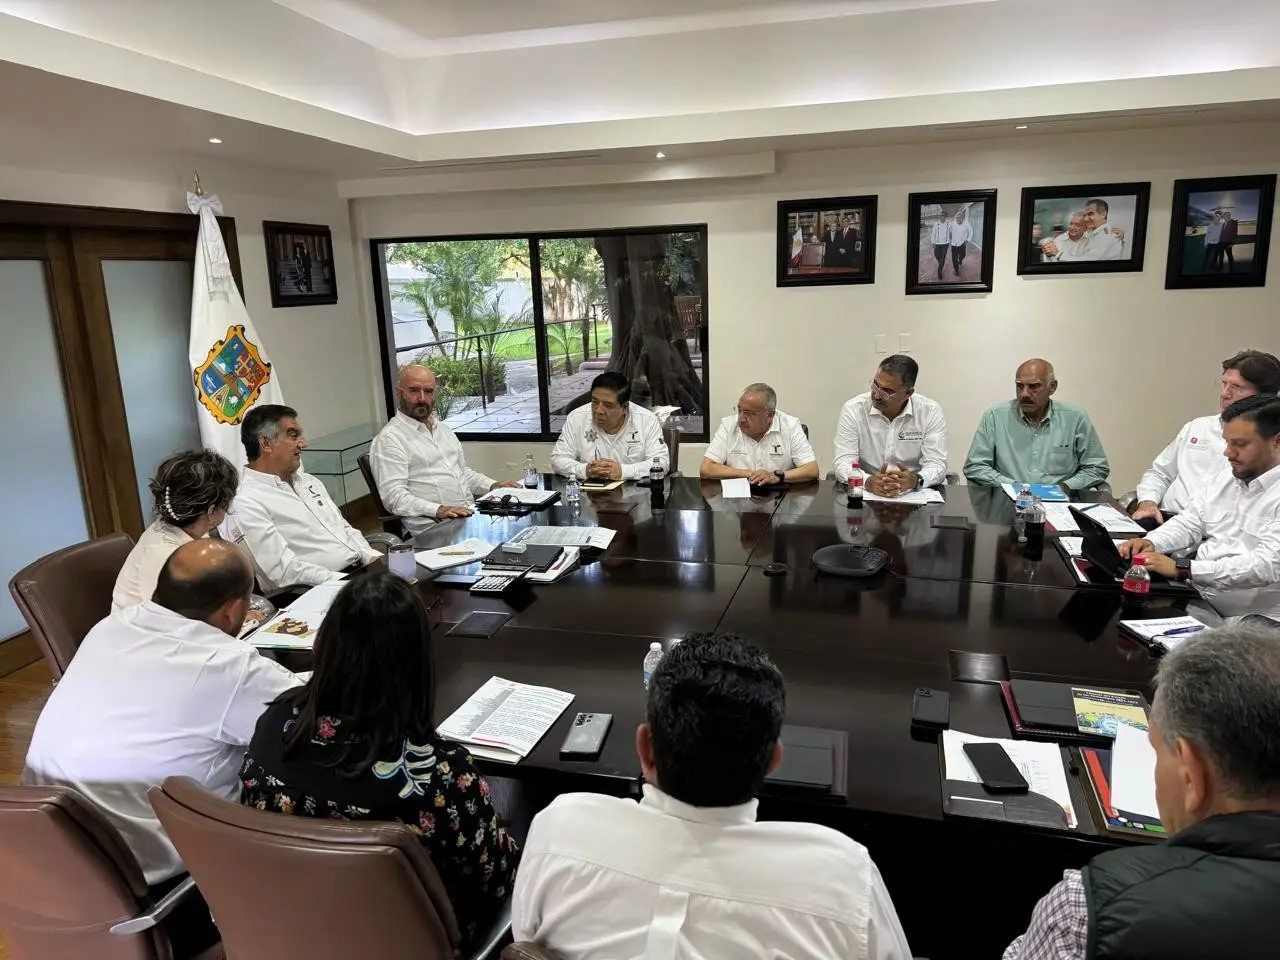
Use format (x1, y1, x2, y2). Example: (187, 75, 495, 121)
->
(700, 382, 819, 485)
(369, 365, 519, 534)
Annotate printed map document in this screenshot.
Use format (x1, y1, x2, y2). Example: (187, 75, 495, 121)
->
(942, 729, 1077, 828)
(437, 677, 574, 763)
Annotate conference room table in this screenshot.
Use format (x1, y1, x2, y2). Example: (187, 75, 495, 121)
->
(326, 477, 1196, 958)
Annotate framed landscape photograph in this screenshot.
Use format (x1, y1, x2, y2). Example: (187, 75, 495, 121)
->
(1017, 182, 1150, 275)
(776, 195, 878, 287)
(1165, 174, 1277, 289)
(263, 220, 338, 307)
(906, 189, 997, 295)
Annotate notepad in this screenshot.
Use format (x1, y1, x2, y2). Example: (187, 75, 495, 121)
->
(1111, 722, 1160, 821)
(414, 538, 496, 571)
(720, 478, 752, 498)
(1003, 483, 1069, 502)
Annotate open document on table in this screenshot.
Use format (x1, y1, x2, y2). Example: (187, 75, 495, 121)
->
(250, 581, 345, 649)
(436, 676, 575, 763)
(510, 525, 616, 550)
(942, 729, 1077, 828)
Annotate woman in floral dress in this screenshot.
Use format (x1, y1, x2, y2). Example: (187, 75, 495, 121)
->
(240, 571, 519, 948)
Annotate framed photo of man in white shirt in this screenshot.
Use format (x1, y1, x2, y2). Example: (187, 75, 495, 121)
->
(1165, 174, 1277, 290)
(1017, 182, 1151, 276)
(906, 189, 997, 295)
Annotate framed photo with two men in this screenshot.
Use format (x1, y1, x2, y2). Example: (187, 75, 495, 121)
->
(1016, 182, 1151, 276)
(776, 196, 878, 287)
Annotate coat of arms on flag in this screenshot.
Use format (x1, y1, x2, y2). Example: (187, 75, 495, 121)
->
(192, 324, 273, 425)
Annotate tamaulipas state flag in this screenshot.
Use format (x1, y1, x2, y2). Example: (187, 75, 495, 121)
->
(187, 190, 285, 469)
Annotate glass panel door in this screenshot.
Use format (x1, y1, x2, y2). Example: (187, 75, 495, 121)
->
(0, 260, 90, 639)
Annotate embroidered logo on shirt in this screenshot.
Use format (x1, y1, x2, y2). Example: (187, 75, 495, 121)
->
(898, 430, 925, 442)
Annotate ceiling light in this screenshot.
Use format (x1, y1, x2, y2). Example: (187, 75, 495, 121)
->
(208, 137, 223, 144)
(1014, 125, 1029, 131)
(655, 151, 666, 159)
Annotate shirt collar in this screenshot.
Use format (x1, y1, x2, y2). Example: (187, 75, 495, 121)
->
(740, 415, 782, 440)
(640, 783, 758, 825)
(395, 409, 435, 432)
(242, 465, 289, 489)
(870, 394, 915, 423)
(1240, 462, 1280, 493)
(1016, 398, 1054, 426)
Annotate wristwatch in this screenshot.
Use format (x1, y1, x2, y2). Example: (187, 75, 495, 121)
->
(1175, 558, 1192, 582)
(774, 469, 786, 482)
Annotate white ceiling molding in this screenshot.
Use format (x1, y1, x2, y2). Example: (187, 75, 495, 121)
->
(337, 152, 778, 198)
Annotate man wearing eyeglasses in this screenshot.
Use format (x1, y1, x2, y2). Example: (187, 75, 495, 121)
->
(700, 383, 819, 485)
(833, 355, 949, 497)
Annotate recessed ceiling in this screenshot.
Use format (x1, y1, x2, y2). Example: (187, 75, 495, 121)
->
(270, 0, 990, 56)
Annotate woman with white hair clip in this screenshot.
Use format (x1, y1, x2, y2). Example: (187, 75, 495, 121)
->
(111, 449, 240, 611)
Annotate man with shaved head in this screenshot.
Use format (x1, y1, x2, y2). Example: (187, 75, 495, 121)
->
(370, 364, 519, 535)
(963, 358, 1110, 490)
(23, 539, 300, 939)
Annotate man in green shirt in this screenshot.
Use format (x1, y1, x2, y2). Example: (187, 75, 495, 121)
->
(963, 358, 1110, 490)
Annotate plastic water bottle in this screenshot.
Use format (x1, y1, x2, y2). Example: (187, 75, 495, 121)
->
(566, 476, 581, 505)
(847, 462, 864, 508)
(1123, 554, 1151, 612)
(1015, 483, 1034, 541)
(642, 641, 664, 689)
(523, 454, 538, 488)
(1023, 497, 1046, 560)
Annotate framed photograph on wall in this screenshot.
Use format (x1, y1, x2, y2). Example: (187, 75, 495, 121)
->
(263, 220, 338, 307)
(1016, 182, 1150, 275)
(1165, 174, 1277, 289)
(776, 195, 878, 287)
(906, 189, 996, 295)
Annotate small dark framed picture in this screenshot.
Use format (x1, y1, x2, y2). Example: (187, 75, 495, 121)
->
(1017, 183, 1150, 275)
(776, 196, 878, 287)
(263, 221, 338, 307)
(1165, 174, 1277, 289)
(906, 189, 996, 295)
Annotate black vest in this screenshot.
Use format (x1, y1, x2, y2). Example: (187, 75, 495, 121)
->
(1085, 811, 1280, 960)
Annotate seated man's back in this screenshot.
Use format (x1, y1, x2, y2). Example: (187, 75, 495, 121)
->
(512, 632, 909, 960)
(516, 788, 903, 959)
(22, 540, 300, 883)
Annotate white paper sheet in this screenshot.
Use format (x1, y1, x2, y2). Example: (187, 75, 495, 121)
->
(1075, 502, 1146, 534)
(860, 488, 945, 504)
(1057, 536, 1084, 556)
(1111, 722, 1161, 820)
(437, 676, 575, 763)
(523, 546, 580, 583)
(942, 730, 1077, 828)
(415, 537, 496, 571)
(720, 478, 752, 499)
(1118, 615, 1208, 650)
(1043, 502, 1080, 532)
(512, 526, 616, 549)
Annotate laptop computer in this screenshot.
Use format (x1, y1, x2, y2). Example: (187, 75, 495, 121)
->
(1069, 506, 1196, 597)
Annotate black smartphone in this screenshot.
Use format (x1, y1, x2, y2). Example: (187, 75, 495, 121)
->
(911, 687, 950, 729)
(962, 742, 1029, 794)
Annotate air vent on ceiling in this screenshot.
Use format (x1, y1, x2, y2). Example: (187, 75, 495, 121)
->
(378, 151, 606, 172)
(930, 106, 1222, 132)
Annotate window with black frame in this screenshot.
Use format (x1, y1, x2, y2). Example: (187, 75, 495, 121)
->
(372, 227, 708, 441)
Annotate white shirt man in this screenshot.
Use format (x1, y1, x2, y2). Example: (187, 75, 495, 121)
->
(704, 411, 815, 473)
(1068, 224, 1124, 261)
(833, 392, 949, 488)
(950, 216, 973, 249)
(23, 543, 300, 883)
(1141, 464, 1280, 618)
(551, 402, 667, 480)
(513, 784, 910, 960)
(231, 468, 378, 591)
(930, 219, 951, 246)
(370, 410, 497, 534)
(1135, 415, 1227, 515)
(1205, 216, 1224, 246)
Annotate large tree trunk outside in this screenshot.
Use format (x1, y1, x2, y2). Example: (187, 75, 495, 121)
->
(563, 234, 701, 414)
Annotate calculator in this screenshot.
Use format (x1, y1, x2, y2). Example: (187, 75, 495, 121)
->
(469, 568, 531, 596)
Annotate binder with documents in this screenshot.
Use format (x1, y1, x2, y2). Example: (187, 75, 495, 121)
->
(939, 731, 1078, 832)
(1079, 746, 1166, 841)
(999, 680, 1148, 746)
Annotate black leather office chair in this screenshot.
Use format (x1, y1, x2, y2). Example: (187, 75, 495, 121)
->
(356, 453, 408, 540)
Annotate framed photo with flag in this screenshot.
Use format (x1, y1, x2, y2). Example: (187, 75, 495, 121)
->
(777, 196, 878, 287)
(263, 221, 338, 307)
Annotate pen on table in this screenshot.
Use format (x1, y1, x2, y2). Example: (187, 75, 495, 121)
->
(1159, 625, 1206, 637)
(441, 549, 473, 556)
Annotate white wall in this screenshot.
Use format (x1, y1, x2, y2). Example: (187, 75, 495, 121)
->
(0, 155, 375, 441)
(351, 120, 1280, 492)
